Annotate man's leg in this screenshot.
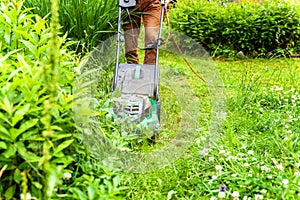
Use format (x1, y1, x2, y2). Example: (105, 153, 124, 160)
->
(142, 0, 161, 64)
(124, 9, 141, 64)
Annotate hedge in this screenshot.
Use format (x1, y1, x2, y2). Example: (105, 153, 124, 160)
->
(168, 0, 300, 58)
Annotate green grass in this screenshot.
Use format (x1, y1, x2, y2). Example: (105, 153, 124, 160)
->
(119, 57, 300, 199)
(2, 2, 300, 199)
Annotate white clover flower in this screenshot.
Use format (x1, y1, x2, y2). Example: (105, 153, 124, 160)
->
(231, 173, 238, 177)
(247, 150, 254, 156)
(252, 157, 257, 161)
(254, 194, 264, 200)
(282, 179, 289, 186)
(63, 172, 72, 180)
(226, 156, 237, 161)
(270, 158, 278, 164)
(248, 173, 253, 177)
(218, 191, 226, 198)
(275, 87, 283, 91)
(276, 164, 284, 171)
(212, 175, 218, 180)
(294, 171, 300, 177)
(232, 191, 240, 198)
(260, 189, 267, 194)
(296, 162, 300, 168)
(157, 178, 162, 185)
(285, 124, 289, 129)
(219, 150, 226, 156)
(210, 197, 217, 200)
(237, 153, 245, 157)
(261, 165, 270, 172)
(215, 165, 223, 172)
(199, 148, 210, 156)
(20, 193, 32, 200)
(267, 175, 273, 179)
(209, 156, 215, 162)
(244, 163, 250, 168)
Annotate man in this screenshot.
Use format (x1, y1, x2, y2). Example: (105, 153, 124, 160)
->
(123, 0, 175, 64)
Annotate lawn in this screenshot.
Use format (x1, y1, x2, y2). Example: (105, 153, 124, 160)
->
(119, 56, 300, 200)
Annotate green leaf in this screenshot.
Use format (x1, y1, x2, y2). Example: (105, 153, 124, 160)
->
(4, 185, 16, 200)
(51, 107, 60, 119)
(10, 128, 22, 141)
(15, 103, 30, 117)
(11, 115, 24, 127)
(16, 141, 41, 163)
(0, 124, 12, 142)
(53, 139, 74, 156)
(34, 17, 46, 35)
(0, 96, 13, 116)
(0, 49, 19, 65)
(52, 156, 73, 166)
(71, 188, 87, 200)
(17, 53, 32, 76)
(87, 185, 96, 200)
(20, 40, 37, 57)
(13, 168, 22, 184)
(0, 112, 11, 125)
(11, 103, 31, 126)
(3, 143, 16, 159)
(11, 118, 39, 140)
(0, 141, 7, 149)
(7, 66, 22, 82)
(32, 181, 43, 190)
(52, 133, 72, 141)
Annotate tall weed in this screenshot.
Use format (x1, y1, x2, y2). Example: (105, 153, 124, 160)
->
(23, 0, 118, 53)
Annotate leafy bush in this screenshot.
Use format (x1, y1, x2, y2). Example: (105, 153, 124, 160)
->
(168, 0, 300, 57)
(23, 0, 118, 53)
(0, 1, 123, 199)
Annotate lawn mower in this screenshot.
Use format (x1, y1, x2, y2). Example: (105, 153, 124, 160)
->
(111, 0, 166, 134)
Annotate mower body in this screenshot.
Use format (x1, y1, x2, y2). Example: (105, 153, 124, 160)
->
(112, 64, 160, 133)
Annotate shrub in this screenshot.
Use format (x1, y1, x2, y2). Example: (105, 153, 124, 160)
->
(168, 0, 300, 58)
(0, 1, 123, 199)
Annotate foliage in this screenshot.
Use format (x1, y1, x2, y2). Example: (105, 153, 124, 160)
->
(0, 1, 123, 199)
(23, 0, 118, 53)
(121, 58, 300, 199)
(168, 0, 300, 58)
(1, 0, 300, 199)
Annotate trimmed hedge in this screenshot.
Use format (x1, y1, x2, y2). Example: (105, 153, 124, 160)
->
(168, 0, 300, 57)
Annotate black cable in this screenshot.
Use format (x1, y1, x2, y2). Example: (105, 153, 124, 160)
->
(125, 8, 139, 49)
